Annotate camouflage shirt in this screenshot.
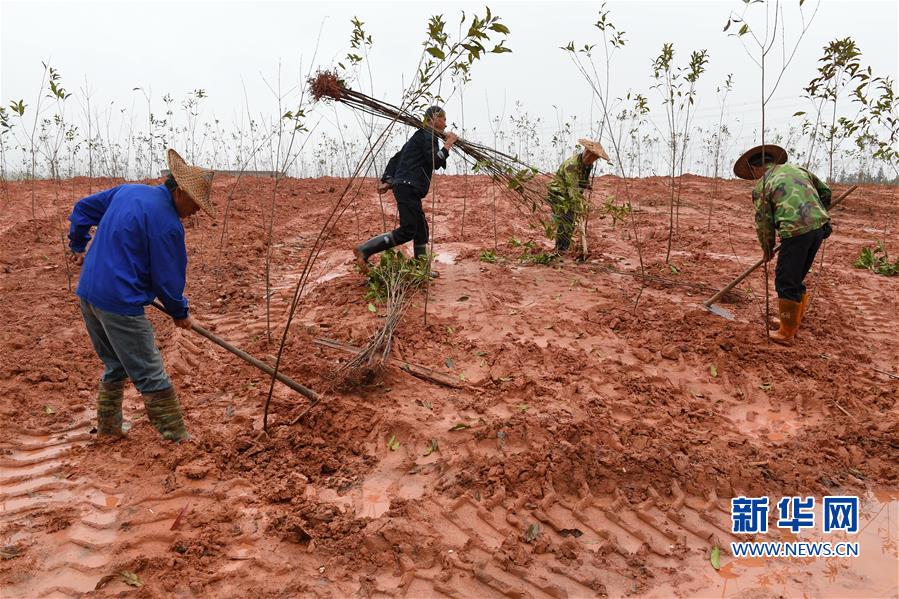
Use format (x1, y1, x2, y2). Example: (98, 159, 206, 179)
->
(547, 152, 593, 211)
(752, 163, 831, 258)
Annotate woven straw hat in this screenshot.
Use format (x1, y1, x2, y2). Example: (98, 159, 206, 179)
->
(733, 144, 788, 180)
(578, 138, 610, 162)
(166, 148, 216, 217)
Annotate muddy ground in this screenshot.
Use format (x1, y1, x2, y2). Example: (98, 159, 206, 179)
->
(0, 173, 896, 598)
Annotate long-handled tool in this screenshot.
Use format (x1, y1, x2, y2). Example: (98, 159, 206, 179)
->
(702, 185, 858, 320)
(151, 301, 320, 402)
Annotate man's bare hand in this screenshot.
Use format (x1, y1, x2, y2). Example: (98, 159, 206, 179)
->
(444, 132, 458, 149)
(377, 181, 391, 194)
(174, 316, 193, 330)
(69, 251, 84, 266)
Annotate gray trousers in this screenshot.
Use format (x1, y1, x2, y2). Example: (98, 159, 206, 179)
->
(79, 298, 172, 393)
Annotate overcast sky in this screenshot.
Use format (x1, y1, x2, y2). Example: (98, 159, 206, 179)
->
(1, 0, 897, 174)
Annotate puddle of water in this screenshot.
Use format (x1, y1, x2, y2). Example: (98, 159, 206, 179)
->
(82, 510, 118, 528)
(313, 270, 343, 285)
(657, 494, 899, 598)
(0, 475, 66, 496)
(1, 486, 119, 515)
(357, 479, 391, 519)
(0, 459, 63, 480)
(725, 400, 815, 442)
(435, 251, 457, 265)
(6, 567, 101, 596)
(306, 486, 354, 511)
(68, 521, 118, 546)
(7, 443, 73, 462)
(45, 543, 111, 569)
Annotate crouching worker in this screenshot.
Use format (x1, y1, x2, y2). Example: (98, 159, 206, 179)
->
(734, 144, 832, 346)
(353, 105, 457, 277)
(67, 148, 215, 441)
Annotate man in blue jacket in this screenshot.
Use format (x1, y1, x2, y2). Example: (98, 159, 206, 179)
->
(353, 105, 457, 276)
(68, 149, 214, 442)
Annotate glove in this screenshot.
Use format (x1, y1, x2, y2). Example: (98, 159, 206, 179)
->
(822, 222, 833, 239)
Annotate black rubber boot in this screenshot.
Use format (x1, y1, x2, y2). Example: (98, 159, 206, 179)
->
(414, 244, 439, 279)
(554, 235, 571, 254)
(354, 233, 395, 274)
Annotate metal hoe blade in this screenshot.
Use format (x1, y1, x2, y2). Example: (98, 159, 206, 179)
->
(703, 302, 735, 320)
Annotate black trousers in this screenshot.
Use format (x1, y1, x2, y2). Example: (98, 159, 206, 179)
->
(775, 226, 826, 302)
(390, 184, 429, 249)
(553, 206, 575, 252)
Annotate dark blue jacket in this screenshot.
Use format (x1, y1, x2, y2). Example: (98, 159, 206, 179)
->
(68, 184, 189, 319)
(383, 129, 450, 197)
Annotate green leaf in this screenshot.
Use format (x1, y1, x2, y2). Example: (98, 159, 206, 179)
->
(488, 22, 510, 34)
(386, 434, 400, 451)
(449, 423, 469, 431)
(422, 438, 439, 456)
(723, 19, 731, 32)
(367, 302, 377, 313)
(426, 47, 446, 60)
(738, 23, 749, 36)
(710, 365, 718, 378)
(793, 111, 806, 117)
(710, 546, 721, 570)
(525, 523, 541, 543)
(491, 44, 512, 54)
(119, 571, 143, 588)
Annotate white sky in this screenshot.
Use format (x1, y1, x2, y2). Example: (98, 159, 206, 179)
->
(1, 0, 897, 174)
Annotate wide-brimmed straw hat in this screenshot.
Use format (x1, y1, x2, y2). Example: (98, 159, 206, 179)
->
(166, 148, 216, 218)
(578, 138, 610, 162)
(733, 144, 788, 180)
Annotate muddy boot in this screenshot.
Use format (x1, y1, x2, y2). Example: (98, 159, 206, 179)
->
(97, 379, 126, 436)
(797, 292, 810, 326)
(142, 387, 191, 442)
(770, 298, 801, 346)
(414, 244, 439, 278)
(354, 233, 395, 275)
(769, 292, 810, 330)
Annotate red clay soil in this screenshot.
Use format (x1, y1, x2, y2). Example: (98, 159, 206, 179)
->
(0, 173, 896, 598)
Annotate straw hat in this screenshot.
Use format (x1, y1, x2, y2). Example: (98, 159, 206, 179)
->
(166, 148, 216, 218)
(733, 144, 788, 180)
(578, 138, 610, 162)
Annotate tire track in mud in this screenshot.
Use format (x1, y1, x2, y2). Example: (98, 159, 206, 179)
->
(0, 419, 314, 597)
(353, 462, 740, 599)
(0, 420, 121, 597)
(831, 276, 897, 354)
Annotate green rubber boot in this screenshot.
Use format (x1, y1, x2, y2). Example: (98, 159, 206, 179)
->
(142, 387, 191, 442)
(97, 379, 126, 436)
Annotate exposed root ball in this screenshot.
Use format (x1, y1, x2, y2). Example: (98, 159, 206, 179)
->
(309, 71, 345, 101)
